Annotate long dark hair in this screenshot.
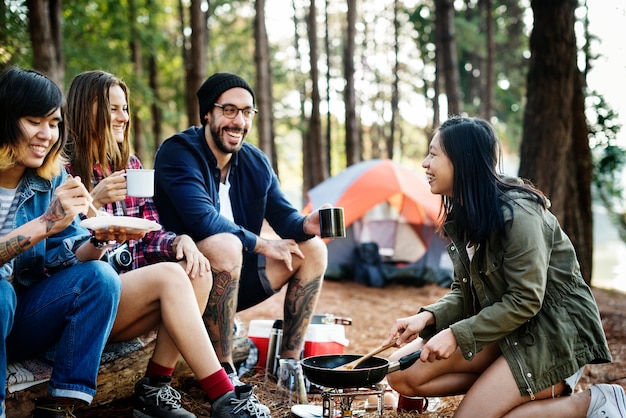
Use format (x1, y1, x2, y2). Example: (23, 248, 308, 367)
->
(0, 67, 66, 179)
(437, 117, 547, 243)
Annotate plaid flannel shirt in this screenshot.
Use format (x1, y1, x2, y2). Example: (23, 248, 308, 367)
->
(66, 156, 176, 272)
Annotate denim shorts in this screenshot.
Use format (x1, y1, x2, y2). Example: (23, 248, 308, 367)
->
(563, 367, 585, 395)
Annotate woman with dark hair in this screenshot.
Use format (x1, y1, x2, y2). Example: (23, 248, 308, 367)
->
(384, 116, 624, 417)
(64, 70, 267, 418)
(0, 67, 121, 418)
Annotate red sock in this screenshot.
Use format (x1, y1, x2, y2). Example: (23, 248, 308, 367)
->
(200, 369, 235, 402)
(145, 359, 175, 380)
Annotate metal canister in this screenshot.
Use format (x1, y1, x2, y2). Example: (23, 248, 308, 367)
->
(265, 319, 283, 376)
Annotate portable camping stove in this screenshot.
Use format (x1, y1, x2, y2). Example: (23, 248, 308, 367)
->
(321, 383, 386, 418)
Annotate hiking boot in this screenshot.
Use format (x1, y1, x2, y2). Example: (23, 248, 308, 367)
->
(227, 373, 270, 417)
(133, 376, 196, 418)
(587, 384, 626, 418)
(32, 398, 76, 418)
(211, 386, 270, 418)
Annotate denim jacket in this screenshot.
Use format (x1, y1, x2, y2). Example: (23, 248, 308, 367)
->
(420, 190, 611, 397)
(154, 126, 313, 253)
(9, 169, 91, 288)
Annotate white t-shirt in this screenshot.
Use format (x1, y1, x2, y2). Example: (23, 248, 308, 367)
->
(219, 171, 235, 222)
(467, 242, 478, 261)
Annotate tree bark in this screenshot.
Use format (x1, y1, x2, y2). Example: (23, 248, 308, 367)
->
(564, 70, 593, 283)
(186, 0, 207, 126)
(519, 0, 593, 283)
(147, 0, 163, 150)
(255, 0, 278, 174)
(304, 0, 326, 192)
(480, 0, 495, 119)
(129, 0, 145, 163)
(27, 0, 64, 88)
(519, 0, 576, 220)
(434, 0, 462, 116)
(388, 0, 400, 160)
(344, 0, 359, 167)
(324, 0, 332, 173)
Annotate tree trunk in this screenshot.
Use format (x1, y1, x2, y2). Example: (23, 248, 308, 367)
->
(344, 0, 359, 167)
(564, 70, 593, 283)
(147, 0, 163, 150)
(27, 0, 64, 88)
(129, 0, 145, 163)
(434, 0, 462, 116)
(388, 0, 400, 160)
(519, 0, 592, 283)
(148, 55, 163, 150)
(304, 0, 325, 192)
(519, 0, 576, 220)
(254, 0, 278, 174)
(481, 0, 495, 119)
(186, 0, 207, 126)
(324, 0, 332, 173)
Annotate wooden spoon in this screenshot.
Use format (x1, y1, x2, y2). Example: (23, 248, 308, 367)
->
(335, 340, 397, 370)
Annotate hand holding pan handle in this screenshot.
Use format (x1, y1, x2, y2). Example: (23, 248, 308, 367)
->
(387, 349, 423, 373)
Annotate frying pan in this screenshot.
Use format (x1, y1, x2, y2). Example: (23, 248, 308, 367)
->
(301, 350, 422, 388)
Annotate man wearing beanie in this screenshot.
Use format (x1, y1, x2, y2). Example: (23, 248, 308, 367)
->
(153, 73, 328, 415)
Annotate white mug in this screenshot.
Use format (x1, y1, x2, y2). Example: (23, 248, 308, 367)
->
(126, 169, 154, 197)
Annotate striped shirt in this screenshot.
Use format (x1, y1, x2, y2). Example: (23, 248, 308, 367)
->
(0, 183, 19, 282)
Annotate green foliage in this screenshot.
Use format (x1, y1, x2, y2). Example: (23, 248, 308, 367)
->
(0, 1, 32, 69)
(590, 91, 626, 240)
(1, 0, 620, 206)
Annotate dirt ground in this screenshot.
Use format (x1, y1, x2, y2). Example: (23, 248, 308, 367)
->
(80, 280, 626, 417)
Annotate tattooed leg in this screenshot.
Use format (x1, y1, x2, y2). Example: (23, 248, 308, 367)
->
(0, 235, 31, 265)
(282, 274, 323, 357)
(204, 269, 239, 364)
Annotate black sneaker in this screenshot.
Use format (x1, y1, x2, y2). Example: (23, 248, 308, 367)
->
(133, 376, 196, 418)
(227, 373, 270, 417)
(211, 386, 271, 418)
(32, 398, 76, 418)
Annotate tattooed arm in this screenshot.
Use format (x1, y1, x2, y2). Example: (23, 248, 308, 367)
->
(0, 235, 32, 266)
(0, 176, 102, 266)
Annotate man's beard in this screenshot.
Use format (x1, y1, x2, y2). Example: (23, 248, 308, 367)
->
(209, 123, 245, 154)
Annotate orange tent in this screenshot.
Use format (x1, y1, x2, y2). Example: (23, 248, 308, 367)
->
(303, 159, 443, 265)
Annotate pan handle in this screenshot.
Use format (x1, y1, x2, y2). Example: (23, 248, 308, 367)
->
(387, 350, 422, 374)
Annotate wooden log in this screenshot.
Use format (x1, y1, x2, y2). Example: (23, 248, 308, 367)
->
(5, 319, 251, 418)
(5, 341, 157, 418)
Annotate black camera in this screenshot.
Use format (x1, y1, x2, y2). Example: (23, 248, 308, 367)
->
(108, 243, 132, 271)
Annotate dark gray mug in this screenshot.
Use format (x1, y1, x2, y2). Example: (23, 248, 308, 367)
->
(319, 207, 346, 238)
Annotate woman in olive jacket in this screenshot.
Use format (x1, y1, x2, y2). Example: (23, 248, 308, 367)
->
(384, 117, 623, 417)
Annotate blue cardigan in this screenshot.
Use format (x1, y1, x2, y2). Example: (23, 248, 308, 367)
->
(153, 126, 312, 254)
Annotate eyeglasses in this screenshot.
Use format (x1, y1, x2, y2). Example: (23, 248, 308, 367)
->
(214, 103, 258, 120)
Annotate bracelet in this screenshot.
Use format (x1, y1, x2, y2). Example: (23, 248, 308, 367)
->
(90, 236, 114, 250)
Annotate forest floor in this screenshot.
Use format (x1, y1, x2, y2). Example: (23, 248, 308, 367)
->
(79, 280, 626, 417)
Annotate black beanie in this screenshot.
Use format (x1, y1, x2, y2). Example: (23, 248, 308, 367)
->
(197, 73, 255, 123)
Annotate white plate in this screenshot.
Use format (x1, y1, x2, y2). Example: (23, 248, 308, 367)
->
(80, 216, 161, 232)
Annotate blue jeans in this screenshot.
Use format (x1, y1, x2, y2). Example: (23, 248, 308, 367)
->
(0, 261, 121, 408)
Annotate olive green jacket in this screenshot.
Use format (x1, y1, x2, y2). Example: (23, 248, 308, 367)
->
(420, 190, 611, 397)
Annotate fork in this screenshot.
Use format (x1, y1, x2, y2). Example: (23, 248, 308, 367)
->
(67, 173, 111, 217)
(88, 201, 111, 217)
